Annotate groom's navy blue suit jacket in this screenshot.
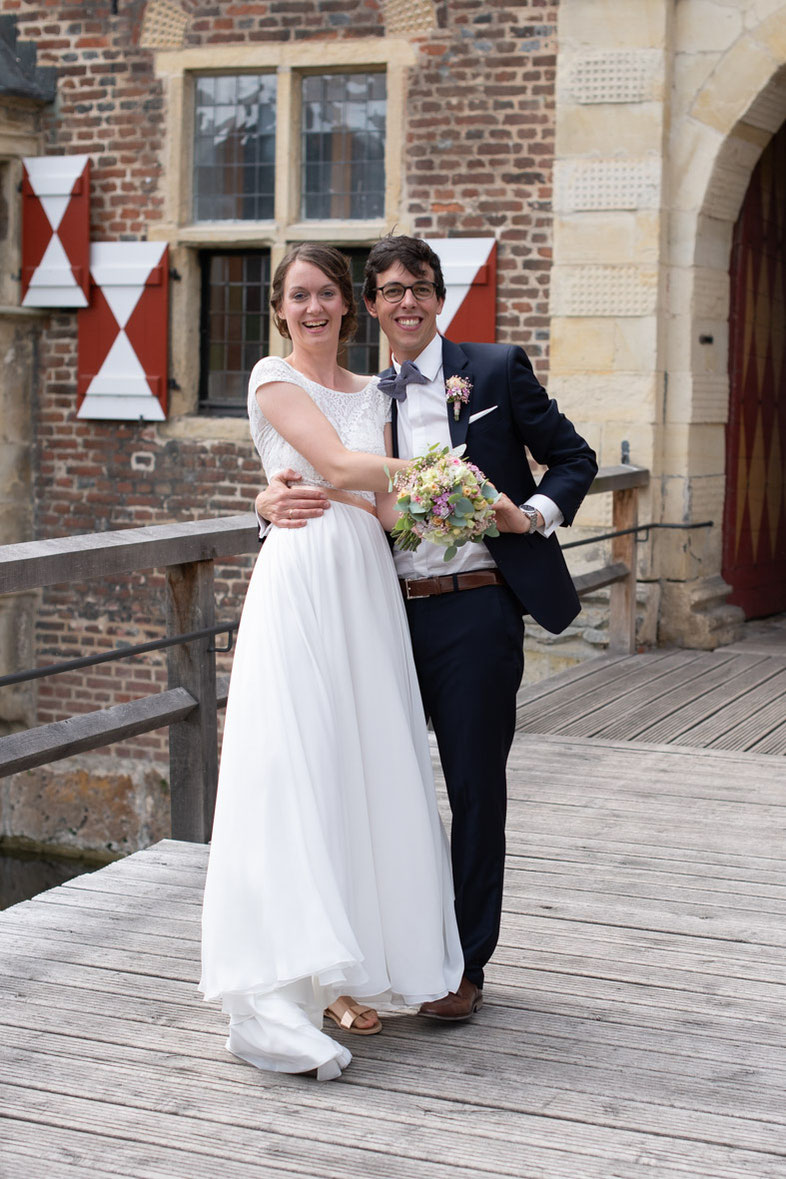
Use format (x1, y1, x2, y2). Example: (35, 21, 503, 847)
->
(385, 336, 598, 635)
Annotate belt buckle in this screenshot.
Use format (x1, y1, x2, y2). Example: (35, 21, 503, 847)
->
(404, 579, 419, 601)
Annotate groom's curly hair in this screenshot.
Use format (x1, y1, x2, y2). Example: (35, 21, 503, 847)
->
(362, 235, 447, 303)
(271, 243, 358, 344)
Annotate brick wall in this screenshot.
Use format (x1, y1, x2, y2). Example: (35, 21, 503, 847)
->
(404, 1, 557, 368)
(4, 0, 559, 837)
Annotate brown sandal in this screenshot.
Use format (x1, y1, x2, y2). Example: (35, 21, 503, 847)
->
(324, 996, 382, 1036)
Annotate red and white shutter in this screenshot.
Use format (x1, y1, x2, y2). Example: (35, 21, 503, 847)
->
(77, 242, 169, 422)
(21, 155, 91, 307)
(424, 237, 497, 343)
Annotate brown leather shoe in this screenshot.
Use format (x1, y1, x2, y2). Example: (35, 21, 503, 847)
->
(417, 976, 483, 1022)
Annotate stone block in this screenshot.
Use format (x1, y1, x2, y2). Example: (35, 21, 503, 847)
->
(554, 212, 637, 263)
(552, 264, 659, 318)
(559, 48, 665, 105)
(612, 315, 660, 372)
(676, 1, 743, 54)
(754, 6, 786, 61)
(658, 574, 744, 649)
(662, 423, 726, 478)
(664, 310, 728, 375)
(633, 212, 663, 264)
(661, 474, 691, 523)
(652, 518, 718, 582)
(559, 0, 670, 51)
(554, 159, 662, 214)
(740, 72, 786, 134)
(687, 474, 727, 525)
(691, 39, 781, 135)
(550, 373, 658, 422)
(0, 756, 172, 857)
(550, 317, 615, 373)
(601, 422, 656, 475)
(669, 117, 725, 214)
(667, 266, 730, 319)
(693, 320, 730, 376)
(557, 103, 666, 158)
(673, 50, 724, 111)
(700, 131, 765, 222)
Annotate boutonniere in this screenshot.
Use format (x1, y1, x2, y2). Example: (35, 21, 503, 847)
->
(445, 375, 472, 421)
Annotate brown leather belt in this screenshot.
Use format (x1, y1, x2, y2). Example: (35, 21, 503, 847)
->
(399, 569, 505, 600)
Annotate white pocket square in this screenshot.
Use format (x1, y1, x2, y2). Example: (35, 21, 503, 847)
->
(468, 405, 498, 424)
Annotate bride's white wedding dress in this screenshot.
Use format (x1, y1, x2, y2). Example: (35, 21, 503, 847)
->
(200, 357, 463, 1078)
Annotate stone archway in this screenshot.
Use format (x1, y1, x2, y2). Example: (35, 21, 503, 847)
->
(663, 26, 786, 640)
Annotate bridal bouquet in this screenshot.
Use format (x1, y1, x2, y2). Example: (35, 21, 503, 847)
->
(387, 444, 500, 562)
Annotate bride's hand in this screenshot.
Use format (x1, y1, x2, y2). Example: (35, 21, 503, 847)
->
(255, 469, 331, 529)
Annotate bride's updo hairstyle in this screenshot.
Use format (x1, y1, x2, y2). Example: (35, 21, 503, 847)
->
(271, 243, 358, 344)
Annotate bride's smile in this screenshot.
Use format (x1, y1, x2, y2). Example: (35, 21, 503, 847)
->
(280, 259, 348, 351)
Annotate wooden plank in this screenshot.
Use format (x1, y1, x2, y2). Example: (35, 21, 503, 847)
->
(520, 652, 706, 733)
(0, 514, 259, 594)
(560, 652, 732, 738)
(518, 651, 786, 755)
(706, 678, 786, 751)
(671, 668, 786, 750)
(625, 655, 781, 744)
(750, 719, 786, 755)
(0, 687, 196, 777)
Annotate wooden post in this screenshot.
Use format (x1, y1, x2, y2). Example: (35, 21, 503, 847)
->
(608, 487, 638, 655)
(166, 560, 218, 842)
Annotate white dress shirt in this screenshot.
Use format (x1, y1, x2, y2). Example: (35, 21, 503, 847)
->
(391, 334, 562, 580)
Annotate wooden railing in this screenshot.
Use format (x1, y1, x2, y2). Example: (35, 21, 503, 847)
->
(0, 464, 648, 840)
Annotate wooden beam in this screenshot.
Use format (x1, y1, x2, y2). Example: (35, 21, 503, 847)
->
(0, 515, 260, 595)
(0, 688, 197, 777)
(166, 561, 218, 843)
(588, 465, 649, 495)
(573, 562, 629, 597)
(608, 488, 639, 655)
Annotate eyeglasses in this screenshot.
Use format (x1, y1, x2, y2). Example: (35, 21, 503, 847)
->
(376, 281, 438, 303)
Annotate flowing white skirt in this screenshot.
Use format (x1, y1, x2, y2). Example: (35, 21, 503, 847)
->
(200, 502, 463, 1077)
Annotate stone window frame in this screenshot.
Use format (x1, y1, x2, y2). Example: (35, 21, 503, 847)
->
(152, 39, 415, 434)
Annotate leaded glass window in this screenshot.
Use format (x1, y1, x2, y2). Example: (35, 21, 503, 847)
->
(199, 251, 271, 414)
(193, 74, 276, 222)
(341, 248, 380, 375)
(301, 73, 386, 220)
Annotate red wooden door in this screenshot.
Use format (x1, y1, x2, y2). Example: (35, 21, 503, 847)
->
(723, 122, 786, 617)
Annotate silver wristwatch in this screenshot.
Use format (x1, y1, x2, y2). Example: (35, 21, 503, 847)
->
(518, 503, 539, 532)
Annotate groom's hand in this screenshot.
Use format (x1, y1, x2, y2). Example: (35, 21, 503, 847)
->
(493, 492, 541, 534)
(255, 469, 331, 529)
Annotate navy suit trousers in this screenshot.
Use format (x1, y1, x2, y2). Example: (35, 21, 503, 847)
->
(405, 583, 525, 989)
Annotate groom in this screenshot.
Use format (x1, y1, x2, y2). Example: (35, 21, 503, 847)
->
(256, 235, 597, 1019)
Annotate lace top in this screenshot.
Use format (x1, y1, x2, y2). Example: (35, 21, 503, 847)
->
(247, 356, 391, 505)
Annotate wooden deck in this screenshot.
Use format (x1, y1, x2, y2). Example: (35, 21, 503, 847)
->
(517, 645, 786, 753)
(2, 730, 786, 1177)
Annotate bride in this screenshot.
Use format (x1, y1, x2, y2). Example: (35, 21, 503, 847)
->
(199, 243, 463, 1079)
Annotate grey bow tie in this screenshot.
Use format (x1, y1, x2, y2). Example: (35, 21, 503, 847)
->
(378, 360, 430, 402)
